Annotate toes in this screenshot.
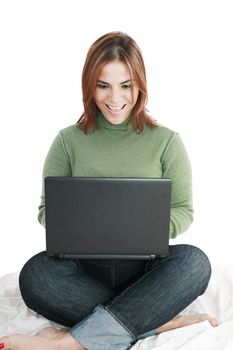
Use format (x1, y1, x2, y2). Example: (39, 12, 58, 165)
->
(202, 314, 219, 327)
(210, 318, 219, 327)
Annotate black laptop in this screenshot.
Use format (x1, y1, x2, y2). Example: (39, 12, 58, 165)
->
(45, 177, 172, 260)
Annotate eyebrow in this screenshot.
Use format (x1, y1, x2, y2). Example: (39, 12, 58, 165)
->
(97, 79, 133, 85)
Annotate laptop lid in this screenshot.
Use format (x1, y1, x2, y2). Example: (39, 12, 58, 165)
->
(45, 177, 172, 260)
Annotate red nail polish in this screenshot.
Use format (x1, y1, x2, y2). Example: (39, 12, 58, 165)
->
(0, 343, 4, 349)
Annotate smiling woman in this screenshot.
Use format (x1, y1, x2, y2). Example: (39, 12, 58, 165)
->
(0, 31, 217, 350)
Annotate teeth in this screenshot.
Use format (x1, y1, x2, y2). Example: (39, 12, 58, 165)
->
(107, 105, 124, 111)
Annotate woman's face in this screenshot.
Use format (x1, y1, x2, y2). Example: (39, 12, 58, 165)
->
(94, 61, 139, 124)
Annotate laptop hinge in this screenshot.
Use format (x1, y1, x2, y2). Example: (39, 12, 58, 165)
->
(149, 255, 156, 260)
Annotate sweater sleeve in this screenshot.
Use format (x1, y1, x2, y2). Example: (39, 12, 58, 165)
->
(161, 133, 193, 238)
(38, 131, 72, 227)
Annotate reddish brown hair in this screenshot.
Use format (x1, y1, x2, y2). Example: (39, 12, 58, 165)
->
(78, 31, 156, 133)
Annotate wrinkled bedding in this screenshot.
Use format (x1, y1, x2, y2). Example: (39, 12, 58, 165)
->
(1, 265, 233, 349)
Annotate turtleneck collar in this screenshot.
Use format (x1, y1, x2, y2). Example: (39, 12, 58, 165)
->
(97, 111, 131, 131)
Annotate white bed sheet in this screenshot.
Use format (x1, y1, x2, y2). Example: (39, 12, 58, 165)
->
(1, 265, 233, 349)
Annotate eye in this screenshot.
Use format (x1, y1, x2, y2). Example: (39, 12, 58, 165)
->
(96, 83, 109, 89)
(121, 84, 131, 89)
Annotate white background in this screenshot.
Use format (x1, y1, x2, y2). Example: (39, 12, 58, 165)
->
(0, 0, 232, 276)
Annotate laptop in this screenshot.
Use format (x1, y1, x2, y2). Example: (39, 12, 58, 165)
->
(45, 177, 172, 260)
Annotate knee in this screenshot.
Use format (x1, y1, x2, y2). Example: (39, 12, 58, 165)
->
(171, 244, 211, 293)
(19, 251, 47, 308)
(187, 244, 211, 292)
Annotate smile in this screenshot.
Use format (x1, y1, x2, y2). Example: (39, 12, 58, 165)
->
(106, 104, 126, 112)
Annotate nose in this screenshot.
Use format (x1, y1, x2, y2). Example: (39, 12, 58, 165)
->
(109, 87, 121, 104)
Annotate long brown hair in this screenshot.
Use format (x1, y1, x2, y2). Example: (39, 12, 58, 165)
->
(78, 31, 156, 134)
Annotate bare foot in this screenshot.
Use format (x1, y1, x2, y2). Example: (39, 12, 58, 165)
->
(156, 313, 219, 334)
(0, 332, 85, 350)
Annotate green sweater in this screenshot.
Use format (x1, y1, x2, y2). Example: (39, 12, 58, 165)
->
(38, 113, 193, 238)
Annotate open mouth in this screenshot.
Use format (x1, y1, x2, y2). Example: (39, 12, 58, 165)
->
(106, 104, 126, 112)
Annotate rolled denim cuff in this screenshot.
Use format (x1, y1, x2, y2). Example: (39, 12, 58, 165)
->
(68, 305, 134, 350)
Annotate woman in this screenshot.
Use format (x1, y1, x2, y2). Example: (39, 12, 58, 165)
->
(0, 31, 218, 350)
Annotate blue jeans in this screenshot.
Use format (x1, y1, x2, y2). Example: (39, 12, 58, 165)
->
(19, 244, 211, 350)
